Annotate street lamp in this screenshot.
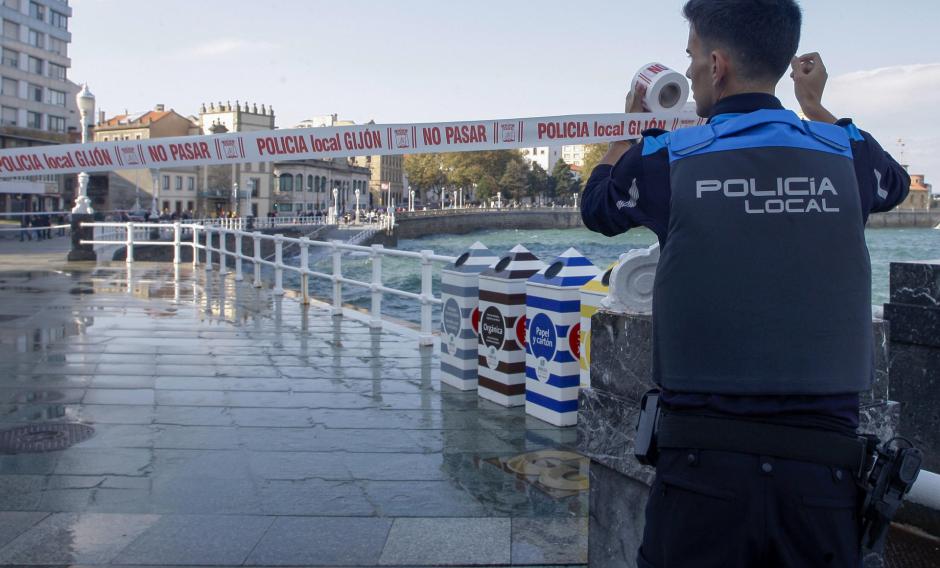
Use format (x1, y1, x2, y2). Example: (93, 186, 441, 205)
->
(409, 189, 415, 212)
(150, 169, 160, 219)
(232, 182, 239, 217)
(332, 187, 338, 224)
(354, 188, 360, 224)
(71, 84, 95, 214)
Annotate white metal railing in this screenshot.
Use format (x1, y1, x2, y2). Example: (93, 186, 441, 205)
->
(80, 221, 454, 344)
(191, 215, 392, 231)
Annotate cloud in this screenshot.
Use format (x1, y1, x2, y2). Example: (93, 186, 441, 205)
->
(177, 39, 280, 59)
(819, 63, 940, 181)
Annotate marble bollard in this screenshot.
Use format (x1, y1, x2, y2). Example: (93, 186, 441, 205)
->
(577, 310, 898, 568)
(67, 213, 97, 261)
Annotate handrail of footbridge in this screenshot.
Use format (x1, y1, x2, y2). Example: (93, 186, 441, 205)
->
(81, 221, 452, 345)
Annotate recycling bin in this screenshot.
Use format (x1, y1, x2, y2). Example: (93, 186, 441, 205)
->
(477, 244, 544, 407)
(524, 248, 599, 426)
(440, 242, 499, 390)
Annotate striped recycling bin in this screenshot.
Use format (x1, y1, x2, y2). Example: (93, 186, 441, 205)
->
(440, 242, 499, 390)
(579, 263, 615, 387)
(524, 248, 599, 426)
(477, 244, 544, 407)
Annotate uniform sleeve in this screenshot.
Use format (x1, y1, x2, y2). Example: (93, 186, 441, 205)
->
(839, 120, 911, 214)
(580, 140, 670, 239)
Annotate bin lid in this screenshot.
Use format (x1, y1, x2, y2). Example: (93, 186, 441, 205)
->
(529, 247, 599, 287)
(480, 244, 543, 280)
(581, 261, 617, 294)
(449, 241, 499, 274)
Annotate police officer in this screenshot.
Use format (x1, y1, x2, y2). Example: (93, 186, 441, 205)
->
(580, 1, 910, 566)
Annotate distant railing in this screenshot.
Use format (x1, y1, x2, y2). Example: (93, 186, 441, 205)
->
(397, 205, 579, 218)
(80, 221, 453, 344)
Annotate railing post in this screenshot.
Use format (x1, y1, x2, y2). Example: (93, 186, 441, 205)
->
(331, 240, 342, 317)
(299, 237, 310, 305)
(252, 232, 262, 288)
(173, 221, 181, 265)
(369, 244, 383, 329)
(125, 222, 134, 264)
(273, 234, 284, 295)
(419, 249, 434, 346)
(218, 229, 228, 275)
(192, 226, 199, 267)
(205, 228, 214, 271)
(234, 231, 244, 281)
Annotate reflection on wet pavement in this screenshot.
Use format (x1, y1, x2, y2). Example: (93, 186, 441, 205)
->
(0, 262, 588, 566)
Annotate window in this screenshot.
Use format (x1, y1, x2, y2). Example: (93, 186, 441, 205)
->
(186, 200, 194, 211)
(48, 36, 65, 56)
(27, 83, 40, 102)
(250, 178, 259, 197)
(307, 175, 313, 191)
(135, 134, 140, 140)
(314, 175, 320, 192)
(244, 163, 251, 172)
(27, 55, 41, 75)
(25, 110, 40, 128)
(28, 2, 44, 21)
(47, 115, 64, 132)
(174, 176, 182, 190)
(47, 62, 65, 80)
(1, 48, 17, 68)
(1, 77, 17, 97)
(1, 106, 17, 126)
(294, 174, 302, 193)
(162, 175, 169, 190)
(4, 0, 20, 11)
(50, 10, 66, 30)
(27, 28, 42, 49)
(279, 175, 293, 192)
(320, 177, 326, 192)
(3, 20, 19, 41)
(187, 177, 194, 191)
(259, 163, 265, 173)
(46, 88, 64, 106)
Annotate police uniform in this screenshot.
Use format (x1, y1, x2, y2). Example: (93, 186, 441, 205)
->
(581, 93, 910, 568)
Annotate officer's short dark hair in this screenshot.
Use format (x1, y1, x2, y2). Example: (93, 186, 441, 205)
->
(683, 0, 802, 82)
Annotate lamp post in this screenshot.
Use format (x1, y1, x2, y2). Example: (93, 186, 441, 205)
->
(71, 84, 95, 215)
(332, 187, 338, 224)
(354, 188, 360, 224)
(231, 182, 238, 218)
(150, 169, 160, 219)
(409, 189, 415, 212)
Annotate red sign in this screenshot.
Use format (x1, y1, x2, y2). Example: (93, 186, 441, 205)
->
(471, 307, 481, 336)
(569, 323, 581, 360)
(515, 315, 527, 348)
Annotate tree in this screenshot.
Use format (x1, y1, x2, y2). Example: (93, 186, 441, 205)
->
(499, 160, 530, 202)
(551, 158, 577, 198)
(528, 163, 551, 201)
(476, 174, 498, 202)
(579, 144, 608, 191)
(403, 154, 446, 199)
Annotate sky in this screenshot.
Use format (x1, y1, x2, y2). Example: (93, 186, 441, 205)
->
(70, 0, 940, 187)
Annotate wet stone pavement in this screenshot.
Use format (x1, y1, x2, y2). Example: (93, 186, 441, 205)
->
(0, 261, 589, 567)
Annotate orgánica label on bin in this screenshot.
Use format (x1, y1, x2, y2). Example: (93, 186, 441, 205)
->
(480, 306, 505, 369)
(442, 298, 461, 355)
(529, 312, 556, 382)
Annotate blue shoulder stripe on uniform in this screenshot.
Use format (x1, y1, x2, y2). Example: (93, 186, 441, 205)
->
(642, 132, 670, 156)
(841, 122, 864, 142)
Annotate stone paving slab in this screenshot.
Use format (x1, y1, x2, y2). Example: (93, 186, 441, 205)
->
(0, 263, 588, 565)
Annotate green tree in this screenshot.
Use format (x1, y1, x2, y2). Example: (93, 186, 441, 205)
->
(403, 153, 445, 199)
(476, 174, 499, 202)
(579, 144, 608, 191)
(551, 158, 577, 199)
(499, 160, 530, 202)
(528, 163, 551, 201)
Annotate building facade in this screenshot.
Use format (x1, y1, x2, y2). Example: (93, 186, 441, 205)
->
(272, 159, 370, 215)
(198, 100, 275, 217)
(899, 171, 933, 210)
(561, 144, 586, 167)
(518, 146, 561, 172)
(298, 114, 405, 208)
(0, 0, 77, 213)
(92, 105, 200, 214)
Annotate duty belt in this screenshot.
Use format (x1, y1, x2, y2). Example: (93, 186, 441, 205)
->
(656, 413, 872, 476)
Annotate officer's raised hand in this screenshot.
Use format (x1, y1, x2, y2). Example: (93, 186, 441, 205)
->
(599, 83, 647, 166)
(791, 52, 837, 123)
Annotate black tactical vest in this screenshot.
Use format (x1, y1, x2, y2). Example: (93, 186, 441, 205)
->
(652, 109, 873, 395)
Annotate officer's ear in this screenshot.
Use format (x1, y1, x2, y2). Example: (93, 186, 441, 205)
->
(710, 48, 732, 90)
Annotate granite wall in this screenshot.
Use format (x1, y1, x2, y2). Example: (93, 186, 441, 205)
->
(577, 310, 899, 568)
